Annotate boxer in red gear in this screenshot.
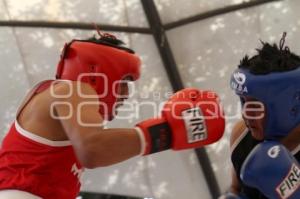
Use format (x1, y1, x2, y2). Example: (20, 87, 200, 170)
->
(0, 31, 225, 199)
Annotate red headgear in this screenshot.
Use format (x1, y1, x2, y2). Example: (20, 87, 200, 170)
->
(56, 36, 141, 120)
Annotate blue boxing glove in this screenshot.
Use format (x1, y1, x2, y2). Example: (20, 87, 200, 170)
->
(218, 192, 249, 199)
(240, 141, 300, 199)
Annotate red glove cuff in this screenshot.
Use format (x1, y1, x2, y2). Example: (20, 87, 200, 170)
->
(136, 118, 172, 155)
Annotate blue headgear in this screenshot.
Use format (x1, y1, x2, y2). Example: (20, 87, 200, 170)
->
(230, 67, 300, 139)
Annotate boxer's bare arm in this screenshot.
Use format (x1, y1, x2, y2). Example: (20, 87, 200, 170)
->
(52, 82, 141, 168)
(281, 124, 300, 151)
(229, 167, 240, 194)
(229, 120, 246, 194)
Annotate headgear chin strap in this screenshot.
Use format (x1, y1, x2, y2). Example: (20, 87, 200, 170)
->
(230, 67, 300, 139)
(56, 38, 141, 121)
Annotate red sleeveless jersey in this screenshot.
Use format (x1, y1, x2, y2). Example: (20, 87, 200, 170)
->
(0, 81, 83, 199)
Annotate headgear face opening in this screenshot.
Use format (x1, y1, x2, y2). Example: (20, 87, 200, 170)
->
(230, 67, 300, 139)
(56, 39, 141, 121)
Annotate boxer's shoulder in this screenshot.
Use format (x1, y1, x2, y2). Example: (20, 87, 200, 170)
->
(230, 120, 247, 149)
(49, 80, 98, 99)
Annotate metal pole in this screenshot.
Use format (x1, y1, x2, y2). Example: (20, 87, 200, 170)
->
(0, 20, 151, 34)
(164, 0, 282, 30)
(141, 0, 221, 198)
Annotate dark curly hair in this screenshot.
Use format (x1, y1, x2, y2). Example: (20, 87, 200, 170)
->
(85, 30, 135, 54)
(238, 32, 300, 75)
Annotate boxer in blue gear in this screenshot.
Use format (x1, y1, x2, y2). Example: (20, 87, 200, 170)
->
(222, 33, 300, 199)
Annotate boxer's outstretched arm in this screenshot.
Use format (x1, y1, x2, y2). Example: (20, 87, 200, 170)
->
(52, 81, 141, 168)
(52, 82, 225, 168)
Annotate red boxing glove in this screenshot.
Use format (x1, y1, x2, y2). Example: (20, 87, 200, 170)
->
(135, 88, 225, 155)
